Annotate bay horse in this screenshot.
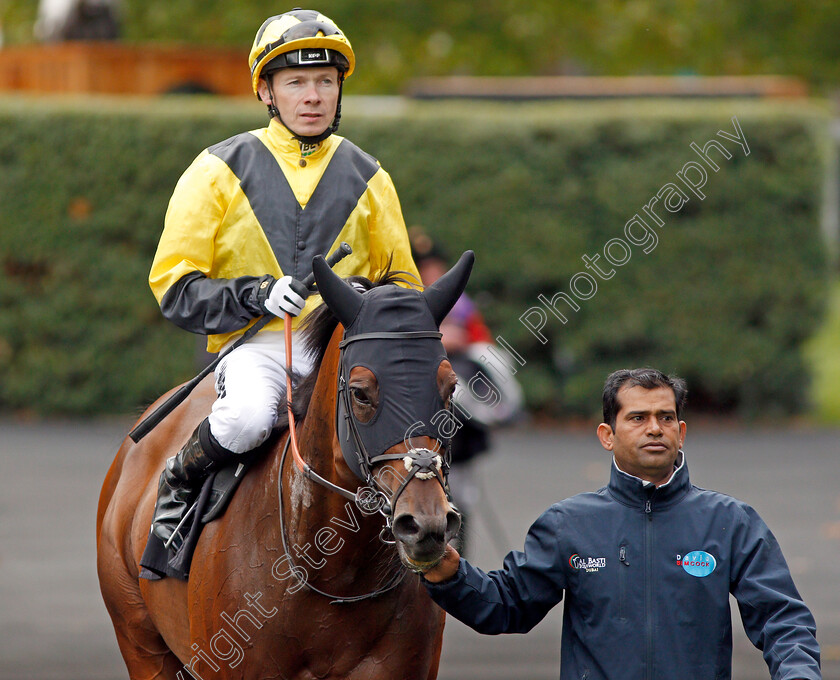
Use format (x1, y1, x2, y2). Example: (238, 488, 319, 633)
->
(96, 252, 474, 679)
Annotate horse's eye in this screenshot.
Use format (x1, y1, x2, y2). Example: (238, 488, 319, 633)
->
(351, 387, 371, 406)
(444, 381, 456, 406)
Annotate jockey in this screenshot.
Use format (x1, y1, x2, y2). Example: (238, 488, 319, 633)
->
(147, 9, 419, 549)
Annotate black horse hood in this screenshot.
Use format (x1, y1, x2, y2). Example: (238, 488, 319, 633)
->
(313, 251, 475, 480)
(346, 284, 439, 335)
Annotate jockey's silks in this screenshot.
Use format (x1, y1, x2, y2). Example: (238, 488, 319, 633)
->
(149, 118, 419, 354)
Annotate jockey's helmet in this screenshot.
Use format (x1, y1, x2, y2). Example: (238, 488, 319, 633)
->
(249, 9, 354, 96)
(249, 10, 354, 143)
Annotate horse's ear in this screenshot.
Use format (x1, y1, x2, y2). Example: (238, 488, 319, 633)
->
(422, 250, 475, 326)
(312, 255, 364, 327)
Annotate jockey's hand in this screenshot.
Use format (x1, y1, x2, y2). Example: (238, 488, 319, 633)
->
(422, 543, 461, 583)
(264, 276, 309, 317)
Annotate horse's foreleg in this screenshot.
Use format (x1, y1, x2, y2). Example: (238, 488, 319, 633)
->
(98, 536, 183, 679)
(112, 621, 184, 680)
(424, 614, 446, 680)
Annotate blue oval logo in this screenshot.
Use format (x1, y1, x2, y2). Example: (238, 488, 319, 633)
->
(681, 550, 716, 577)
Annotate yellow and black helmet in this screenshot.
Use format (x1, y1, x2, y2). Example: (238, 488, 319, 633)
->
(249, 9, 355, 97)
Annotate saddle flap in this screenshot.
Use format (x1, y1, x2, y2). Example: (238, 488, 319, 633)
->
(201, 461, 251, 523)
(140, 460, 252, 581)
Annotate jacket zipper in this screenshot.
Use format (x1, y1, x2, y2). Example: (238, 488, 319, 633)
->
(644, 497, 653, 680)
(619, 545, 629, 621)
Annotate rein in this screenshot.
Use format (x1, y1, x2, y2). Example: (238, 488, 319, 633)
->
(277, 434, 406, 605)
(282, 312, 359, 504)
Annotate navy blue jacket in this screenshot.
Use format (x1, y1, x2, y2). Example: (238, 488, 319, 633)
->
(425, 454, 820, 680)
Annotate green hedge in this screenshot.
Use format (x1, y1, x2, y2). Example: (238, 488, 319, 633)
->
(0, 96, 832, 417)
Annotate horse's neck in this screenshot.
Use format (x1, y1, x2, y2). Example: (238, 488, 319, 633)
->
(297, 325, 354, 499)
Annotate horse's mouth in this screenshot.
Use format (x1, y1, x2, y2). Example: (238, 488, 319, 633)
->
(396, 544, 444, 573)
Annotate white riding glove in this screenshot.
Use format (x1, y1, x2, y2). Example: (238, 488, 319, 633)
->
(263, 276, 309, 317)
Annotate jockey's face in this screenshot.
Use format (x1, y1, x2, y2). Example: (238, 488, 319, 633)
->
(259, 66, 340, 138)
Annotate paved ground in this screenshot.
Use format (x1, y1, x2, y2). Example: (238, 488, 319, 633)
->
(0, 418, 837, 679)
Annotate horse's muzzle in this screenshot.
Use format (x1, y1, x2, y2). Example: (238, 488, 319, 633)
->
(392, 508, 461, 568)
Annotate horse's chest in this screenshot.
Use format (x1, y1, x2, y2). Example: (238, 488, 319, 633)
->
(192, 594, 441, 679)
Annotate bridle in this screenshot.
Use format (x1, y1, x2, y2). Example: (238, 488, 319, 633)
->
(336, 330, 456, 524)
(277, 435, 406, 604)
(277, 315, 456, 602)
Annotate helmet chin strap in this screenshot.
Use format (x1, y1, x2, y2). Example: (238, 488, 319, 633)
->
(265, 72, 345, 145)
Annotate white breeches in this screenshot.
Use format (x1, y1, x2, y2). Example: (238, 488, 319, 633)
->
(208, 331, 314, 454)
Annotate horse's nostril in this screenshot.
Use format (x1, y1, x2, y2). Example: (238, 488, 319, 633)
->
(392, 514, 421, 543)
(445, 510, 461, 541)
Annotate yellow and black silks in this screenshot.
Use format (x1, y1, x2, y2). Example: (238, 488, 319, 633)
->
(150, 120, 419, 354)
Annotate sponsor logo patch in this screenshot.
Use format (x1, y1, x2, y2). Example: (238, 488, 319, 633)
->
(299, 141, 321, 157)
(300, 48, 328, 63)
(677, 550, 716, 577)
(569, 553, 606, 572)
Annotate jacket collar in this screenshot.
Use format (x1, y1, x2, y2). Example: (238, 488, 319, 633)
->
(607, 450, 691, 510)
(265, 118, 333, 160)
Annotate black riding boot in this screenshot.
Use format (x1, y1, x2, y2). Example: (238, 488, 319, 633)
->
(151, 418, 235, 550)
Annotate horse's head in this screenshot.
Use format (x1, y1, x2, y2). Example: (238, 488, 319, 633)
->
(312, 251, 474, 571)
